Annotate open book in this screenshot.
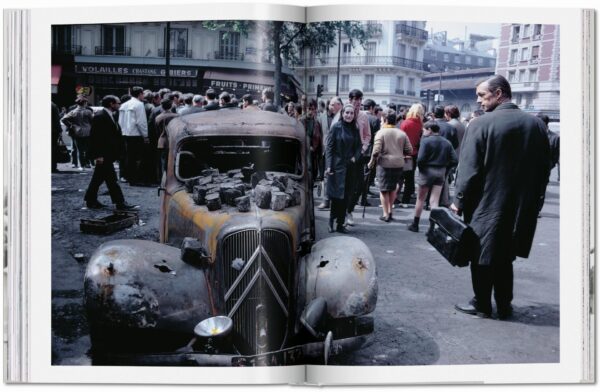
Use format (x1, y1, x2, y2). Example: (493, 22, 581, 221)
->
(4, 2, 594, 385)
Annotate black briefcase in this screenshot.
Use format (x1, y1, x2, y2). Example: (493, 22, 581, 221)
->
(426, 207, 476, 267)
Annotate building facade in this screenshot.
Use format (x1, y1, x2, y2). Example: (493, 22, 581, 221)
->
(299, 21, 428, 109)
(51, 22, 301, 107)
(423, 32, 497, 73)
(495, 23, 560, 120)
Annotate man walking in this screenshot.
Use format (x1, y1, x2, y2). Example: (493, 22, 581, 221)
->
(84, 95, 138, 210)
(452, 75, 550, 320)
(118, 86, 148, 185)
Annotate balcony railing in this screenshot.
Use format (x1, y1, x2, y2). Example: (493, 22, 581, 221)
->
(95, 46, 131, 56)
(306, 56, 426, 71)
(52, 45, 82, 55)
(406, 90, 416, 96)
(214, 51, 244, 61)
(511, 36, 520, 43)
(395, 24, 428, 40)
(532, 34, 542, 41)
(363, 86, 374, 92)
(395, 89, 404, 95)
(529, 57, 540, 64)
(158, 49, 192, 58)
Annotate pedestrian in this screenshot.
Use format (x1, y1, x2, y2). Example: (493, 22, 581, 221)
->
(325, 103, 362, 234)
(398, 103, 424, 207)
(180, 94, 204, 115)
(219, 91, 238, 109)
(367, 108, 412, 222)
(260, 87, 279, 112)
(203, 89, 220, 111)
(84, 95, 138, 211)
(118, 86, 149, 185)
(452, 75, 550, 320)
(285, 101, 296, 117)
(242, 94, 259, 111)
(345, 89, 371, 226)
(155, 98, 179, 174)
(536, 113, 560, 181)
(51, 102, 63, 173)
(294, 103, 303, 120)
(407, 121, 457, 233)
(317, 96, 343, 210)
(61, 95, 93, 169)
(301, 99, 322, 185)
(445, 105, 466, 156)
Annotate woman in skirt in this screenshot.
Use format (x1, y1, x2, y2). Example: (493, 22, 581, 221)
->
(368, 108, 413, 222)
(407, 121, 458, 232)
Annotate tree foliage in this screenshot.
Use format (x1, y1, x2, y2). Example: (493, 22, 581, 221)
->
(202, 20, 380, 106)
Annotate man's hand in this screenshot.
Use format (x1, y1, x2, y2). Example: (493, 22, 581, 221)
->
(450, 203, 461, 215)
(95, 157, 104, 165)
(367, 160, 375, 170)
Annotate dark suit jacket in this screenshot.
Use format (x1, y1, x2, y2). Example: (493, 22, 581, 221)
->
(88, 109, 123, 163)
(204, 101, 220, 111)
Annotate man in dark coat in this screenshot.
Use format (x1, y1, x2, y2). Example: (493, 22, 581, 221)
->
(451, 75, 550, 320)
(84, 95, 138, 210)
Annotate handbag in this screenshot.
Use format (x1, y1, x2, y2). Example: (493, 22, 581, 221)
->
(56, 137, 71, 164)
(426, 207, 477, 267)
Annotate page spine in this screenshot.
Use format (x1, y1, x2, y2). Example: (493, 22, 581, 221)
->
(3, 8, 31, 384)
(581, 8, 596, 384)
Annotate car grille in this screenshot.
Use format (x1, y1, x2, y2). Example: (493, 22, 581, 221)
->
(220, 229, 293, 355)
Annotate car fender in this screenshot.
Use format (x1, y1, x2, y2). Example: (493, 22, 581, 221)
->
(299, 236, 377, 319)
(84, 239, 213, 334)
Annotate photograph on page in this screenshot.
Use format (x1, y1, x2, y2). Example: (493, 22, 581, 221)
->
(49, 15, 561, 371)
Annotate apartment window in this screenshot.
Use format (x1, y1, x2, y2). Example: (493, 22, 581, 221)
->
(396, 76, 404, 94)
(341, 74, 350, 91)
(512, 25, 521, 41)
(531, 45, 540, 60)
(488, 58, 495, 66)
(366, 42, 377, 64)
(515, 93, 522, 105)
(342, 43, 352, 64)
(53, 26, 73, 50)
(477, 57, 484, 65)
(454, 55, 461, 63)
(165, 28, 188, 57)
(529, 68, 538, 82)
(399, 43, 406, 58)
(523, 24, 531, 37)
(521, 47, 529, 61)
(308, 75, 315, 92)
(219, 31, 241, 60)
(508, 71, 516, 82)
(410, 46, 418, 60)
(102, 25, 125, 54)
(320, 75, 329, 92)
(465, 55, 472, 64)
(519, 69, 526, 81)
(443, 53, 450, 62)
(510, 49, 519, 64)
(533, 24, 542, 38)
(364, 75, 375, 92)
(407, 78, 415, 95)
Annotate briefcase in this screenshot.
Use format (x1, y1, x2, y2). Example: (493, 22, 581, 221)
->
(426, 207, 476, 267)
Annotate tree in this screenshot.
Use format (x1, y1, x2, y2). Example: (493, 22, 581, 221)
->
(203, 21, 379, 107)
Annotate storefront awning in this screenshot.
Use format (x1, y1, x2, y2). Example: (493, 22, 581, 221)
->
(204, 71, 274, 87)
(51, 65, 62, 85)
(203, 70, 299, 100)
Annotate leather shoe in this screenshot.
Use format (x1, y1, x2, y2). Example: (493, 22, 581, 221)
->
(497, 305, 513, 320)
(336, 225, 350, 234)
(116, 202, 139, 211)
(407, 222, 419, 232)
(454, 303, 491, 318)
(86, 200, 106, 209)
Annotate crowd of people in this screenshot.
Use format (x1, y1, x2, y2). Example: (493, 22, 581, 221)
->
(51, 74, 561, 320)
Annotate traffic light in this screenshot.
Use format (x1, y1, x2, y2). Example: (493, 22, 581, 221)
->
(316, 84, 323, 98)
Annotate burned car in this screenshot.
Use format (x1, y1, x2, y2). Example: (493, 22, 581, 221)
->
(84, 109, 377, 366)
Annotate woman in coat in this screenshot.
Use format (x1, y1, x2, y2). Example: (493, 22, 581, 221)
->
(325, 104, 362, 233)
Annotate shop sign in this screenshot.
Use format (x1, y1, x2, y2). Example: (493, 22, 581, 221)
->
(75, 64, 197, 78)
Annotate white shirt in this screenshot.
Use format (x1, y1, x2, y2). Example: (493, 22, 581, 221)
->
(118, 97, 148, 137)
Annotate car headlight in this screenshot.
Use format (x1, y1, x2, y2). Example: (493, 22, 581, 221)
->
(194, 316, 233, 338)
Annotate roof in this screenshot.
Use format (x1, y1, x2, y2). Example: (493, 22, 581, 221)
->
(168, 109, 306, 143)
(422, 67, 495, 81)
(426, 43, 496, 58)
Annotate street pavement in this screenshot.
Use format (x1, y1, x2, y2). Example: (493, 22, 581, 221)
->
(51, 163, 559, 366)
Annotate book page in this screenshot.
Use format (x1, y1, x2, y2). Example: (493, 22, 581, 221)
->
(304, 4, 591, 385)
(25, 3, 313, 384)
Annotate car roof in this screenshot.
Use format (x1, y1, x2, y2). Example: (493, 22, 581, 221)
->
(168, 109, 305, 142)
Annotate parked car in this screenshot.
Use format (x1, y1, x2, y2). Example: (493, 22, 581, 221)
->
(84, 109, 378, 366)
